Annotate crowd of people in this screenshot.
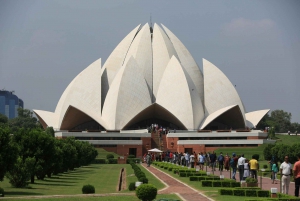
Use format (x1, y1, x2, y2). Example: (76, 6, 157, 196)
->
(143, 151, 300, 197)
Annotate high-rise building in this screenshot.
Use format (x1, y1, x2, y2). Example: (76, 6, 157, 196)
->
(0, 90, 24, 119)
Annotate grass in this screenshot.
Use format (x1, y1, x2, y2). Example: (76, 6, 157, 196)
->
(14, 194, 181, 201)
(124, 163, 165, 192)
(95, 148, 120, 159)
(1, 163, 172, 200)
(274, 134, 300, 145)
(1, 164, 123, 197)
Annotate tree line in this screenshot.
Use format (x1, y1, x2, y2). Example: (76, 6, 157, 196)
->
(256, 110, 299, 133)
(0, 109, 98, 187)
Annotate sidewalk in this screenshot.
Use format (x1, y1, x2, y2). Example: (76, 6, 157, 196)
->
(142, 163, 212, 201)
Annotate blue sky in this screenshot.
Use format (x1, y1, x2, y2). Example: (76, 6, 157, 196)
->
(0, 0, 299, 123)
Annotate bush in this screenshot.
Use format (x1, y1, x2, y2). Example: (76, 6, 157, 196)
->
(82, 184, 95, 194)
(257, 190, 270, 197)
(263, 164, 268, 169)
(233, 189, 245, 196)
(245, 177, 258, 183)
(202, 180, 213, 187)
(221, 181, 231, 187)
(128, 155, 136, 158)
(136, 184, 157, 201)
(0, 187, 4, 197)
(107, 158, 117, 164)
(245, 190, 257, 197)
(129, 182, 135, 191)
(231, 182, 241, 187)
(179, 172, 187, 177)
(106, 154, 114, 159)
(213, 181, 222, 187)
(127, 158, 141, 164)
(138, 177, 149, 184)
(93, 159, 106, 164)
(190, 176, 198, 181)
(219, 188, 233, 195)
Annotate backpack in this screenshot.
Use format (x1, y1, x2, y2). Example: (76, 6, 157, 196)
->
(218, 155, 224, 162)
(230, 158, 235, 168)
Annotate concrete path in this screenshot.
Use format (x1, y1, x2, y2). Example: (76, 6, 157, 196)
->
(142, 163, 213, 201)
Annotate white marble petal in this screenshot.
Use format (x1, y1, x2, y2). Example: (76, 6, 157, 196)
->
(152, 23, 178, 101)
(54, 58, 107, 129)
(161, 24, 204, 105)
(156, 56, 197, 130)
(246, 109, 270, 128)
(102, 56, 152, 130)
(203, 58, 246, 124)
(101, 24, 141, 106)
(200, 105, 237, 130)
(123, 23, 153, 99)
(33, 110, 58, 130)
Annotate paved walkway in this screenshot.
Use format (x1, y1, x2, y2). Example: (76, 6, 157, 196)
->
(142, 163, 213, 201)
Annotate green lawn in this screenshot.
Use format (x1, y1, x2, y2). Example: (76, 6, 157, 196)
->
(4, 194, 181, 201)
(95, 148, 120, 159)
(1, 163, 179, 200)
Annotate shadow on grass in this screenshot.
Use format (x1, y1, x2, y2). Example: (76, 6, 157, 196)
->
(82, 165, 100, 169)
(32, 182, 74, 187)
(5, 191, 44, 196)
(43, 179, 76, 184)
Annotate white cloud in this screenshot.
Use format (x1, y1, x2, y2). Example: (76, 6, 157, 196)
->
(221, 18, 276, 37)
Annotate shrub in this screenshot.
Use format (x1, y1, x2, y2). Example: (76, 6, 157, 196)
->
(197, 176, 206, 181)
(138, 177, 149, 184)
(108, 158, 117, 164)
(213, 181, 222, 187)
(263, 164, 268, 169)
(202, 180, 213, 187)
(168, 167, 173, 171)
(245, 177, 258, 183)
(231, 182, 241, 187)
(0, 187, 4, 197)
(179, 172, 187, 177)
(221, 181, 231, 187)
(136, 184, 157, 201)
(257, 190, 270, 197)
(82, 184, 95, 194)
(245, 190, 257, 197)
(93, 159, 106, 164)
(127, 158, 141, 164)
(190, 176, 198, 181)
(128, 155, 136, 158)
(219, 188, 233, 195)
(233, 189, 245, 196)
(106, 154, 114, 159)
(129, 182, 136, 191)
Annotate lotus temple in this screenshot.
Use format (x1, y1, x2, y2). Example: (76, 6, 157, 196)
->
(34, 23, 271, 157)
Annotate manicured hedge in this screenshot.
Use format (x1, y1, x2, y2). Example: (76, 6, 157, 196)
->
(202, 180, 240, 187)
(233, 189, 245, 196)
(127, 158, 141, 164)
(92, 159, 106, 164)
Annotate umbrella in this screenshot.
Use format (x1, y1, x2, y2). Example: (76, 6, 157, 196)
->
(148, 148, 163, 153)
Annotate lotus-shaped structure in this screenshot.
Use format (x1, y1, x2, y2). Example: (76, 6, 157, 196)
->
(34, 23, 269, 131)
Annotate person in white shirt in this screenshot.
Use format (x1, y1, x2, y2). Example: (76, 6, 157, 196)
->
(280, 155, 293, 194)
(238, 154, 246, 181)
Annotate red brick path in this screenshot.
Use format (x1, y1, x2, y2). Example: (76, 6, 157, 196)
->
(142, 164, 212, 201)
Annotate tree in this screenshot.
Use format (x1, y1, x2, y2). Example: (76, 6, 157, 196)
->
(270, 110, 291, 133)
(12, 128, 56, 183)
(8, 108, 41, 132)
(6, 157, 35, 188)
(45, 127, 55, 137)
(290, 122, 300, 133)
(0, 126, 19, 181)
(0, 113, 8, 124)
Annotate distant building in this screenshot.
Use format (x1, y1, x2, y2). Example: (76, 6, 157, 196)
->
(0, 90, 24, 119)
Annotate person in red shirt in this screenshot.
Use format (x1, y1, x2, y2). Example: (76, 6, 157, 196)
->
(293, 153, 300, 197)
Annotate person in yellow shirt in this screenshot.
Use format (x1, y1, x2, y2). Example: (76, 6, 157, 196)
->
(249, 155, 259, 179)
